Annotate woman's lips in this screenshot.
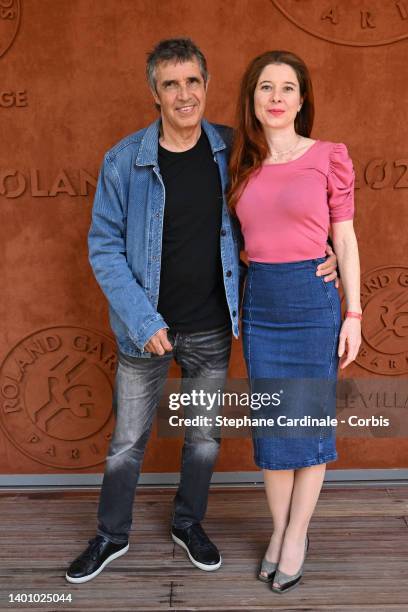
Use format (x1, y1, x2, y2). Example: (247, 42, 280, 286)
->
(269, 109, 285, 116)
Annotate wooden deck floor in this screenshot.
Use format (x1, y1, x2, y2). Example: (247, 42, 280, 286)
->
(1, 485, 408, 611)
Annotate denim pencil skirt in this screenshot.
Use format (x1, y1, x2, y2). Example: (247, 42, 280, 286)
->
(242, 257, 341, 470)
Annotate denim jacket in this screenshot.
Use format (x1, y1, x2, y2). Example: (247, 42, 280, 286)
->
(88, 118, 244, 357)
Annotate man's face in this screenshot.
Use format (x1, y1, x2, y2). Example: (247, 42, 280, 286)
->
(152, 58, 207, 132)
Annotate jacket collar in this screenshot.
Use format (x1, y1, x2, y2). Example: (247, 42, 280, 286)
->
(135, 117, 226, 167)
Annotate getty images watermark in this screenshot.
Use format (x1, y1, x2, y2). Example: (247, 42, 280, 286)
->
(168, 389, 284, 429)
(166, 388, 390, 430)
(156, 378, 406, 438)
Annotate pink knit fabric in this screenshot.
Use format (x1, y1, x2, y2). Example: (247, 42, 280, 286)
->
(235, 141, 355, 263)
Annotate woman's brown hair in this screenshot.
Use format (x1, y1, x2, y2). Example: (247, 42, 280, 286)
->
(228, 50, 315, 213)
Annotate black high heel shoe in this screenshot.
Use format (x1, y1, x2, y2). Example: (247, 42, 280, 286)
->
(271, 535, 309, 594)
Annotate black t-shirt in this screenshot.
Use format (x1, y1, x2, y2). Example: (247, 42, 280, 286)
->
(157, 131, 230, 332)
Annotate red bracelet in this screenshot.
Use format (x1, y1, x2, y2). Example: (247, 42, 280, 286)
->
(346, 311, 362, 320)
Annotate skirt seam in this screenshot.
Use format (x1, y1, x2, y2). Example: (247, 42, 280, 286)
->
(248, 267, 253, 381)
(318, 276, 340, 458)
(319, 277, 339, 380)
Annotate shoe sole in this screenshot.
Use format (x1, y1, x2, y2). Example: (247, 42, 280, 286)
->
(171, 533, 222, 571)
(271, 575, 302, 594)
(65, 543, 129, 584)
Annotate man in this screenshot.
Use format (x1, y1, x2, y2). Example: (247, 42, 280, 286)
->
(65, 38, 337, 583)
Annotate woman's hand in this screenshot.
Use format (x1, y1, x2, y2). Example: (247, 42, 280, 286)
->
(338, 317, 361, 369)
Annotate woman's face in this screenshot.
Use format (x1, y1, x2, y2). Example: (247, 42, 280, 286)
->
(254, 63, 302, 131)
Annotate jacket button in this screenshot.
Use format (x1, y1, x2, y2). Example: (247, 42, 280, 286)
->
(221, 229, 226, 236)
(232, 310, 237, 317)
(226, 270, 232, 277)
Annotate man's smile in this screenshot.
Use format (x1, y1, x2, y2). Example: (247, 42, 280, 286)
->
(176, 104, 198, 114)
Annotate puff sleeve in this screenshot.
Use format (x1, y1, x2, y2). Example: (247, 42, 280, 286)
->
(327, 143, 355, 223)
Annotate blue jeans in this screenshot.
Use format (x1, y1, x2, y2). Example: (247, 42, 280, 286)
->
(97, 325, 231, 544)
(242, 258, 341, 470)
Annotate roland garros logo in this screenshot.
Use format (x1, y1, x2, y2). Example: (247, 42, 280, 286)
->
(357, 266, 408, 375)
(0, 0, 21, 57)
(0, 327, 117, 469)
(271, 1, 408, 47)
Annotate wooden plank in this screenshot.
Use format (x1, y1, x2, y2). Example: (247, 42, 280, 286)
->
(1, 487, 408, 610)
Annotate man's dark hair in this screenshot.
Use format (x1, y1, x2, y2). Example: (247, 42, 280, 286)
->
(146, 38, 208, 92)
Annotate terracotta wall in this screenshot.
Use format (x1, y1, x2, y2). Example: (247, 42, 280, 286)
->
(1, 0, 407, 476)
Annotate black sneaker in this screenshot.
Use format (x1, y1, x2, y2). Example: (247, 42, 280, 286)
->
(171, 523, 221, 571)
(65, 535, 129, 583)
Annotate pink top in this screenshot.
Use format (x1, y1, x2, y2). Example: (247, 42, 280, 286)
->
(235, 141, 355, 263)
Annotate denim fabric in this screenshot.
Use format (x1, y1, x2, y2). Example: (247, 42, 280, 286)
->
(88, 119, 243, 356)
(242, 257, 341, 470)
(97, 325, 231, 544)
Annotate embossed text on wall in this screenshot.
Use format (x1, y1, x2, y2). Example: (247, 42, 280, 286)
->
(271, 0, 408, 46)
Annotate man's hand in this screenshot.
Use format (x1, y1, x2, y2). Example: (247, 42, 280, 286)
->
(144, 329, 173, 355)
(316, 244, 339, 288)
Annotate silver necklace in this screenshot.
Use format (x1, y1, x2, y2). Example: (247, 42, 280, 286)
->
(269, 135, 301, 162)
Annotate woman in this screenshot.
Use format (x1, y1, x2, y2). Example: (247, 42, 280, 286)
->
(228, 51, 361, 594)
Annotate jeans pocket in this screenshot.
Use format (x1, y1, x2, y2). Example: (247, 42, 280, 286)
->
(118, 350, 143, 368)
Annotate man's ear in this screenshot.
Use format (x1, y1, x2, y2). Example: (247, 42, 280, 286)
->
(151, 87, 160, 107)
(205, 74, 211, 91)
